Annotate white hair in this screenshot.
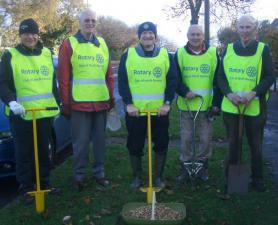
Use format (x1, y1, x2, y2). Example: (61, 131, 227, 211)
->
(187, 24, 204, 36)
(237, 15, 257, 29)
(78, 8, 96, 22)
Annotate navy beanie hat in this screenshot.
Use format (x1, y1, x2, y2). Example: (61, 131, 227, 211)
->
(138, 21, 157, 38)
(19, 18, 39, 35)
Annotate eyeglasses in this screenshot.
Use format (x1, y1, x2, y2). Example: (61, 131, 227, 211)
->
(84, 19, 96, 23)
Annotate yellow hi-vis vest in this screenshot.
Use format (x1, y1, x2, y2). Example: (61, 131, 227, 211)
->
(126, 47, 169, 111)
(176, 47, 217, 111)
(69, 36, 109, 102)
(7, 47, 59, 120)
(221, 42, 265, 116)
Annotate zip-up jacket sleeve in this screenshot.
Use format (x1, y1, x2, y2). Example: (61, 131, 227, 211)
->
(0, 51, 16, 105)
(212, 52, 223, 108)
(217, 48, 231, 96)
(118, 51, 133, 105)
(106, 61, 115, 108)
(164, 53, 178, 103)
(253, 44, 275, 96)
(57, 39, 72, 115)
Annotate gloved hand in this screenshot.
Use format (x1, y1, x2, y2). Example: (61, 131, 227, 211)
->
(9, 101, 25, 115)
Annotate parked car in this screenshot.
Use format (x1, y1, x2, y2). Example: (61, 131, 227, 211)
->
(0, 100, 71, 178)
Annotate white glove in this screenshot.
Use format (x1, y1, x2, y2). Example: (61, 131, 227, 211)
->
(9, 101, 25, 115)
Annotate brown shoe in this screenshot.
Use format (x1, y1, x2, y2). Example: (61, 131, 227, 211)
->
(93, 177, 110, 187)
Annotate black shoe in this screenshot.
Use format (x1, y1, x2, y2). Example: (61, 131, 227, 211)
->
(22, 193, 34, 205)
(153, 177, 166, 189)
(41, 186, 61, 195)
(93, 177, 110, 187)
(252, 181, 266, 192)
(130, 177, 143, 189)
(176, 162, 190, 184)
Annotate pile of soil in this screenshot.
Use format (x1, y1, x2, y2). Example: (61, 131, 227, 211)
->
(127, 204, 182, 220)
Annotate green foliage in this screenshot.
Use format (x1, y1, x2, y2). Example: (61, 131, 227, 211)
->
(258, 20, 278, 73)
(96, 16, 138, 60)
(0, 0, 85, 50)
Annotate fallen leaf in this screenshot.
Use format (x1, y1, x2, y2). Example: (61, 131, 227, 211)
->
(62, 215, 72, 225)
(22, 212, 31, 218)
(99, 208, 112, 216)
(84, 196, 92, 205)
(219, 194, 231, 200)
(93, 214, 102, 219)
(111, 184, 119, 189)
(164, 189, 174, 195)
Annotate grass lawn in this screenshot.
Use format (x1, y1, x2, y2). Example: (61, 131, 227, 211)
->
(0, 107, 277, 225)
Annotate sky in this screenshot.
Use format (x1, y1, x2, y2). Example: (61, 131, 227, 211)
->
(88, 0, 278, 46)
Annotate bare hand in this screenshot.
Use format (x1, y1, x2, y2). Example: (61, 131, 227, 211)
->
(227, 93, 242, 106)
(126, 104, 139, 117)
(241, 91, 256, 104)
(186, 91, 196, 99)
(158, 104, 170, 116)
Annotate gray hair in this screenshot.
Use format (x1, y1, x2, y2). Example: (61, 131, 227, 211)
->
(78, 8, 96, 22)
(237, 15, 258, 29)
(187, 24, 204, 36)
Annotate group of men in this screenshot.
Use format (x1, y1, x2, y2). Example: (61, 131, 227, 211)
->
(0, 7, 275, 205)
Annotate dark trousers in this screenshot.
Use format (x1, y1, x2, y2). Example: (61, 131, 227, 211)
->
(223, 106, 267, 181)
(10, 115, 52, 193)
(125, 114, 169, 157)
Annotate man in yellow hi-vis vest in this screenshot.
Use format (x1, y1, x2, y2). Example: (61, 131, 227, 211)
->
(175, 25, 222, 183)
(0, 19, 60, 204)
(58, 9, 115, 190)
(218, 15, 275, 192)
(118, 22, 177, 189)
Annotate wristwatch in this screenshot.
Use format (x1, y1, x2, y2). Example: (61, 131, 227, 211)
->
(165, 101, 171, 105)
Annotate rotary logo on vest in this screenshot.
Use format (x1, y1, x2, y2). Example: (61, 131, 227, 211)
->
(77, 54, 104, 64)
(246, 66, 257, 77)
(96, 54, 104, 64)
(153, 67, 162, 78)
(40, 66, 49, 76)
(21, 66, 49, 76)
(183, 64, 210, 74)
(200, 64, 210, 74)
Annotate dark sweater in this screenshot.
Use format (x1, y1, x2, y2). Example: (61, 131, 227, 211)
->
(217, 40, 275, 97)
(118, 44, 177, 105)
(175, 42, 223, 108)
(0, 42, 59, 106)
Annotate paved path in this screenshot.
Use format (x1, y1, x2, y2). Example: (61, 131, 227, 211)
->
(263, 91, 278, 185)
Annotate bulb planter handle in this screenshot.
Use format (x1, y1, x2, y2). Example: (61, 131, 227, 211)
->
(139, 110, 161, 204)
(26, 107, 58, 213)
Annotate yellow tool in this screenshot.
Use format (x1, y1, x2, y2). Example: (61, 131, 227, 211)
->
(26, 107, 58, 213)
(139, 110, 161, 204)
